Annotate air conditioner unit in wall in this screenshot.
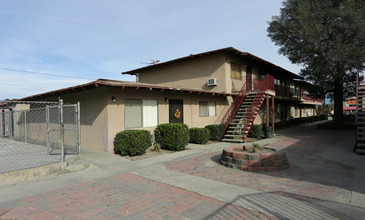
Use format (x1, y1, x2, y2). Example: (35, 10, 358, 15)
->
(207, 78, 218, 86)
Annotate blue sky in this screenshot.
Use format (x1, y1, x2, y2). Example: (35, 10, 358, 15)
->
(0, 0, 301, 100)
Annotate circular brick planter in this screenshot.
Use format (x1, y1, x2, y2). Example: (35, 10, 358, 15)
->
(220, 145, 289, 172)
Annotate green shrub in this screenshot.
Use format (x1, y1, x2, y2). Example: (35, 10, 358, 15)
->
(248, 124, 263, 138)
(114, 130, 152, 156)
(319, 114, 328, 120)
(275, 121, 291, 129)
(205, 124, 223, 141)
(344, 114, 355, 122)
(189, 128, 210, 144)
(155, 123, 189, 151)
(291, 118, 301, 125)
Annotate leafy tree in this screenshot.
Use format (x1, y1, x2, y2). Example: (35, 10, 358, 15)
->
(267, 0, 365, 123)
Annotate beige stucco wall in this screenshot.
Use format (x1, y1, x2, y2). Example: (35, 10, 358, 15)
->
(43, 87, 228, 152)
(138, 54, 229, 93)
(105, 87, 228, 152)
(39, 87, 109, 152)
(136, 53, 265, 95)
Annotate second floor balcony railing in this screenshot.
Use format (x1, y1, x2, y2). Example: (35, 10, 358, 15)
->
(274, 85, 322, 103)
(301, 91, 322, 103)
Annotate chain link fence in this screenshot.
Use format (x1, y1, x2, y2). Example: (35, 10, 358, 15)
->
(0, 100, 80, 173)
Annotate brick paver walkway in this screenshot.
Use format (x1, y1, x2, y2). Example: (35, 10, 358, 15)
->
(0, 173, 276, 220)
(165, 134, 355, 203)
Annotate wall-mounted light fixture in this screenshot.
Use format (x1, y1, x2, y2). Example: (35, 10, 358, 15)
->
(111, 96, 116, 102)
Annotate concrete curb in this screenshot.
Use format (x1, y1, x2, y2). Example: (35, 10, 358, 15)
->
(0, 156, 89, 185)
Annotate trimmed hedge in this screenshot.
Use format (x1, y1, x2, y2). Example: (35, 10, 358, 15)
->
(205, 124, 223, 141)
(189, 128, 210, 144)
(319, 114, 328, 120)
(274, 114, 328, 129)
(247, 124, 263, 138)
(155, 123, 189, 151)
(114, 130, 152, 156)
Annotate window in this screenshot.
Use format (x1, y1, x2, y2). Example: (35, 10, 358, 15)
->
(295, 108, 299, 117)
(230, 63, 242, 80)
(274, 79, 280, 85)
(125, 99, 158, 128)
(199, 101, 216, 117)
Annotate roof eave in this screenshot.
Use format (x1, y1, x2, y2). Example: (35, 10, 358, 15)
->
(19, 79, 232, 101)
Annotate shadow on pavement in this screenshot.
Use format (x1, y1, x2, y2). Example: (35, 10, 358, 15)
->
(204, 191, 365, 220)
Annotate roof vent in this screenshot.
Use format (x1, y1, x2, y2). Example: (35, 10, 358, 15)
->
(207, 78, 218, 86)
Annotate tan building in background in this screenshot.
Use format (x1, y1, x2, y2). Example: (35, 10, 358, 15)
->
(18, 47, 322, 151)
(123, 47, 322, 127)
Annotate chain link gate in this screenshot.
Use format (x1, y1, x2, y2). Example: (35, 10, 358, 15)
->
(0, 100, 80, 173)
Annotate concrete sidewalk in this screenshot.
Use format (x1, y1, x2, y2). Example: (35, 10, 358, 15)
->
(0, 122, 364, 219)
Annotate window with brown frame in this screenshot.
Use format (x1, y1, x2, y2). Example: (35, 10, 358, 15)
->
(230, 62, 242, 80)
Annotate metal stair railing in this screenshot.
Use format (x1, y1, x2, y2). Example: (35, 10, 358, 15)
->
(240, 75, 274, 142)
(221, 80, 250, 134)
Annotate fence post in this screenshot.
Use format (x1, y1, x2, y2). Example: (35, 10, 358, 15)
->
(46, 105, 50, 154)
(0, 111, 1, 136)
(77, 102, 81, 155)
(59, 99, 65, 162)
(24, 111, 27, 143)
(9, 109, 12, 139)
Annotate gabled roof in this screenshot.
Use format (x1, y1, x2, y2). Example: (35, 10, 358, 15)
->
(19, 79, 232, 101)
(122, 47, 302, 79)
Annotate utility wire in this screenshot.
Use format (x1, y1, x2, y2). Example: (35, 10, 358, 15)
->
(0, 83, 51, 89)
(0, 67, 94, 80)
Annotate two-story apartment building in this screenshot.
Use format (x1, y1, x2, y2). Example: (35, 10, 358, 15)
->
(122, 47, 322, 142)
(12, 47, 322, 151)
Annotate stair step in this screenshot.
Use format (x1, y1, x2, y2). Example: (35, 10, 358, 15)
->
(224, 134, 243, 138)
(226, 128, 248, 132)
(230, 122, 252, 126)
(230, 122, 243, 125)
(228, 124, 245, 127)
(357, 137, 365, 141)
(237, 111, 257, 114)
(228, 124, 251, 129)
(355, 149, 365, 154)
(355, 143, 365, 147)
(226, 131, 245, 134)
(222, 138, 244, 143)
(232, 119, 244, 122)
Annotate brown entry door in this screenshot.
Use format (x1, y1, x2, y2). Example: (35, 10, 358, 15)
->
(169, 99, 183, 123)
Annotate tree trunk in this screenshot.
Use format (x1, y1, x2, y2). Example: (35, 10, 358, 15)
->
(333, 77, 344, 123)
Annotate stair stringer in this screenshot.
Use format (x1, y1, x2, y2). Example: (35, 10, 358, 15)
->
(241, 93, 266, 142)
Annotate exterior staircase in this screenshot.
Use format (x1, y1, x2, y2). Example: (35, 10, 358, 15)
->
(222, 92, 265, 143)
(221, 75, 274, 143)
(355, 85, 365, 153)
